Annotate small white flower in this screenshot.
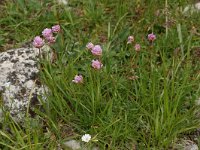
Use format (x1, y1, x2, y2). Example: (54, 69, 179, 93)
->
(81, 134, 91, 143)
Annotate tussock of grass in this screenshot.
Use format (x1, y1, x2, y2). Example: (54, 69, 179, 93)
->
(1, 0, 200, 149)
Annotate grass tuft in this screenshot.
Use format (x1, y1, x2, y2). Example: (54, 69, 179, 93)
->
(1, 0, 200, 149)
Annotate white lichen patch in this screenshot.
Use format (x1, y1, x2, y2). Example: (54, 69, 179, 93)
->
(0, 48, 46, 120)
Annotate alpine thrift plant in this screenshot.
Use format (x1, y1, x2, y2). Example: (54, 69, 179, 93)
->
(5, 1, 200, 149)
(33, 25, 60, 47)
(33, 25, 60, 58)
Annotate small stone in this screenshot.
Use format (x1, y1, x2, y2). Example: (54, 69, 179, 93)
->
(57, 0, 68, 5)
(184, 144, 198, 150)
(183, 2, 200, 15)
(92, 147, 99, 150)
(195, 97, 200, 106)
(63, 139, 99, 150)
(63, 140, 81, 150)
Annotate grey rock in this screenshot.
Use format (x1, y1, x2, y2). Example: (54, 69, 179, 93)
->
(0, 48, 47, 120)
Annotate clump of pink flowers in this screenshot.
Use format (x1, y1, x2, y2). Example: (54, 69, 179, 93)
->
(92, 59, 103, 69)
(85, 42, 104, 70)
(86, 42, 103, 56)
(148, 33, 156, 42)
(72, 42, 104, 85)
(33, 24, 61, 48)
(72, 75, 83, 84)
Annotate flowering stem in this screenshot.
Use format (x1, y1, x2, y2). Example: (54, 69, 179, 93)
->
(39, 48, 41, 59)
(165, 0, 168, 38)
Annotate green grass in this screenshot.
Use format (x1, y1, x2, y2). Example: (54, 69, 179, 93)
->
(1, 0, 200, 149)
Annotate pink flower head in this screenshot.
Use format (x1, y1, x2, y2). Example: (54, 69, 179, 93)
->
(33, 36, 44, 48)
(86, 42, 94, 50)
(92, 59, 103, 69)
(127, 35, 134, 44)
(72, 75, 83, 84)
(134, 44, 141, 52)
(42, 28, 53, 39)
(148, 33, 156, 42)
(91, 45, 102, 56)
(46, 36, 56, 44)
(52, 25, 60, 33)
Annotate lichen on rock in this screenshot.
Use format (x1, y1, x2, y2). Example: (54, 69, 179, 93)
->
(0, 47, 47, 121)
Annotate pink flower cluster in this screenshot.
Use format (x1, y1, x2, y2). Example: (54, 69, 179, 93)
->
(72, 42, 104, 84)
(91, 45, 102, 56)
(86, 42, 102, 56)
(92, 59, 103, 69)
(126, 33, 156, 51)
(72, 33, 157, 84)
(52, 25, 61, 33)
(134, 44, 141, 52)
(127, 35, 141, 52)
(33, 25, 61, 48)
(148, 33, 156, 42)
(86, 42, 103, 69)
(33, 36, 44, 48)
